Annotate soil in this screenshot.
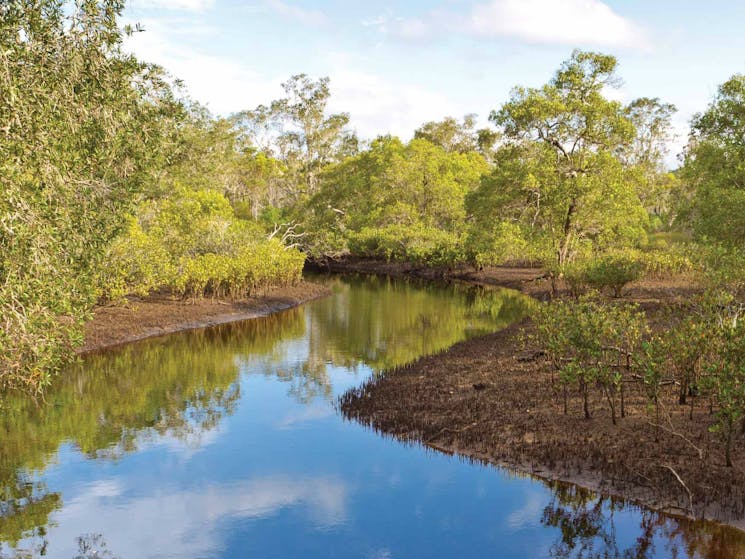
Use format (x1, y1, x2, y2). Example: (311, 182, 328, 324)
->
(79, 281, 330, 354)
(333, 257, 745, 530)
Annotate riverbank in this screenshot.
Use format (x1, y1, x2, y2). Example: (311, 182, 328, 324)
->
(308, 255, 699, 302)
(341, 315, 745, 530)
(330, 257, 745, 529)
(79, 281, 330, 354)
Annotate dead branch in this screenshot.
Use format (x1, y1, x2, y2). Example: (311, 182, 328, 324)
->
(661, 464, 694, 515)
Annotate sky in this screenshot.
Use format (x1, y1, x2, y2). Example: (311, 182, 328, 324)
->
(122, 0, 745, 164)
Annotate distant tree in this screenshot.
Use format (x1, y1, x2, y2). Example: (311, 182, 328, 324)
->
(623, 97, 680, 228)
(233, 74, 356, 201)
(415, 114, 499, 158)
(302, 136, 488, 259)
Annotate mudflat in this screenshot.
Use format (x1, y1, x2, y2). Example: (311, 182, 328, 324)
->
(79, 281, 330, 354)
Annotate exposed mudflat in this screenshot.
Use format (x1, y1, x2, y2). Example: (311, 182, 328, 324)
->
(340, 315, 745, 530)
(80, 281, 330, 354)
(331, 258, 745, 530)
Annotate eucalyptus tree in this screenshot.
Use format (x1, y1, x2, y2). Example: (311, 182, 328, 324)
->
(473, 50, 648, 267)
(233, 74, 356, 203)
(623, 97, 680, 227)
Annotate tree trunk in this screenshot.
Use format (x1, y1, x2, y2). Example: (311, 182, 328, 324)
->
(557, 199, 577, 267)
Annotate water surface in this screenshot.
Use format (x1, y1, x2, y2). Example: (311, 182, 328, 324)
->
(0, 274, 743, 558)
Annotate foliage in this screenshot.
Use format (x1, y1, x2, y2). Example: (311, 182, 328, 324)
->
(702, 319, 745, 467)
(232, 74, 356, 201)
(302, 135, 488, 261)
(534, 296, 646, 422)
(348, 225, 463, 267)
(100, 187, 305, 301)
(414, 114, 498, 156)
(0, 0, 177, 393)
(481, 50, 648, 267)
(581, 252, 644, 297)
(682, 74, 745, 245)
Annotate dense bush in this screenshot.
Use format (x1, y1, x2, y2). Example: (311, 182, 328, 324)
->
(0, 1, 176, 393)
(582, 253, 644, 297)
(348, 225, 464, 267)
(101, 188, 305, 301)
(170, 241, 304, 299)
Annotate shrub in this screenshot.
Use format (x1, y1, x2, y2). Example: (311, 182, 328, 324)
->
(582, 253, 644, 297)
(98, 218, 173, 303)
(101, 189, 305, 302)
(347, 224, 464, 267)
(534, 296, 646, 423)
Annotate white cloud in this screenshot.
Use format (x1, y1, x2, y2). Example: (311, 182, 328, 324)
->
(124, 19, 458, 138)
(383, 0, 650, 50)
(265, 0, 328, 27)
(123, 17, 284, 115)
(329, 68, 456, 140)
(41, 475, 349, 558)
(466, 0, 649, 49)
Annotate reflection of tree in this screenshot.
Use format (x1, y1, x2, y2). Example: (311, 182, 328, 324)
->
(0, 308, 306, 547)
(0, 533, 118, 559)
(74, 533, 118, 559)
(306, 274, 535, 372)
(0, 474, 58, 554)
(541, 481, 745, 559)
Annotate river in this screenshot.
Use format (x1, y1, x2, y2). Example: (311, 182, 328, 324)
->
(0, 274, 742, 558)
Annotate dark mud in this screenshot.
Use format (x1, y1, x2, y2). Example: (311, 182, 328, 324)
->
(80, 281, 330, 354)
(340, 316, 745, 530)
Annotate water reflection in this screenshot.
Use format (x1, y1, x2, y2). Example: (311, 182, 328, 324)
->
(541, 483, 745, 559)
(0, 275, 742, 558)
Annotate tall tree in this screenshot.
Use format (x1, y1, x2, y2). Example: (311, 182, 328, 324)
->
(234, 74, 356, 202)
(623, 97, 679, 228)
(476, 50, 646, 266)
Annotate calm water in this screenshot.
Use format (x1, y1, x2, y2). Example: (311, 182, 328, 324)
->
(1, 274, 743, 558)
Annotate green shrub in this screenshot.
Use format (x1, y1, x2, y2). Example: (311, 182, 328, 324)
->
(534, 296, 646, 423)
(169, 240, 304, 300)
(98, 218, 174, 303)
(560, 261, 590, 298)
(582, 253, 644, 297)
(101, 189, 305, 302)
(348, 224, 464, 267)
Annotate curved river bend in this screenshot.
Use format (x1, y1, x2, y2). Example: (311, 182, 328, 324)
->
(1, 275, 743, 558)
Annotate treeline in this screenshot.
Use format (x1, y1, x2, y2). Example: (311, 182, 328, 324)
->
(3, 1, 745, 395)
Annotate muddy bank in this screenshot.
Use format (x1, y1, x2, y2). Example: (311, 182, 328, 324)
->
(80, 281, 330, 354)
(340, 313, 745, 531)
(307, 256, 701, 302)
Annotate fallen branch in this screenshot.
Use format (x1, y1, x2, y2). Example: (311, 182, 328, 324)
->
(661, 464, 694, 515)
(646, 409, 705, 461)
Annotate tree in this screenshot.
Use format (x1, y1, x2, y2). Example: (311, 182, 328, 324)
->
(0, 0, 176, 392)
(302, 136, 488, 261)
(475, 50, 647, 267)
(623, 97, 680, 229)
(682, 74, 745, 244)
(414, 114, 498, 156)
(233, 74, 356, 202)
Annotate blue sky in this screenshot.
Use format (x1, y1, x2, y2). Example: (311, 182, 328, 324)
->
(122, 0, 745, 162)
